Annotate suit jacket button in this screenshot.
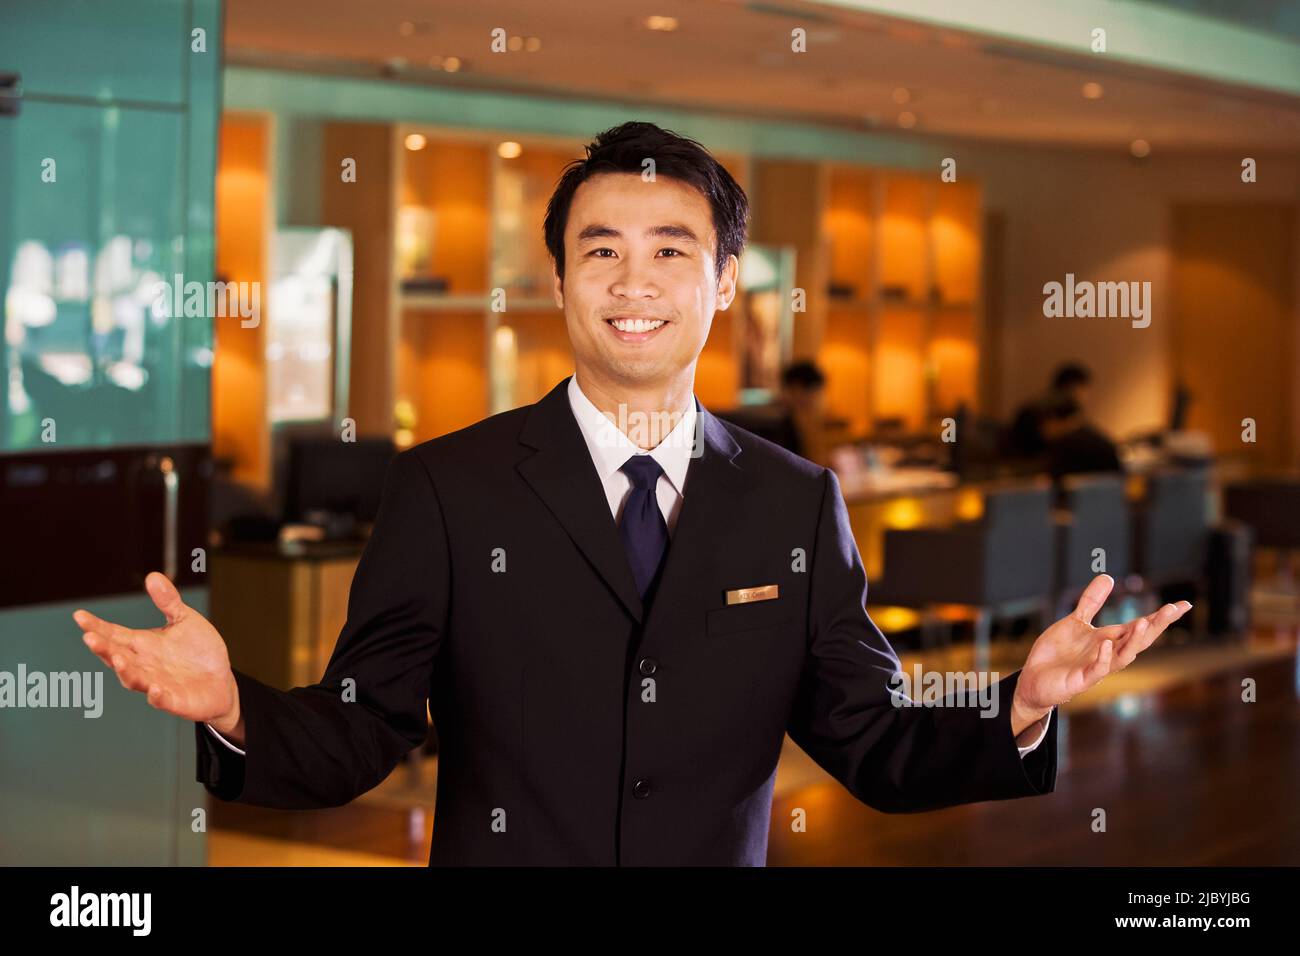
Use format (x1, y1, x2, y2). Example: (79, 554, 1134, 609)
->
(633, 778, 652, 799)
(638, 657, 657, 676)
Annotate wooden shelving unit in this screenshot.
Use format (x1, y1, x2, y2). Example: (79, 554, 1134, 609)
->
(212, 117, 985, 459)
(822, 166, 982, 439)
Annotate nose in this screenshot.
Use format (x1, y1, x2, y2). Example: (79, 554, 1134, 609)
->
(609, 256, 660, 301)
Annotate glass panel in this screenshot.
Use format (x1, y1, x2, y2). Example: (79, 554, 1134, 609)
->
(0, 589, 210, 865)
(0, 101, 184, 451)
(0, 0, 187, 105)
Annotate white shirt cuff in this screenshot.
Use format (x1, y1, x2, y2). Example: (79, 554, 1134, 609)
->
(1016, 707, 1053, 758)
(206, 722, 246, 757)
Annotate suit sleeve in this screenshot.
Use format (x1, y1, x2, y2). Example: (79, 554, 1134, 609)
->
(194, 448, 450, 809)
(784, 467, 1057, 813)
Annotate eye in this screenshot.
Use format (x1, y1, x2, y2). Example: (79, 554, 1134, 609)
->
(657, 248, 683, 257)
(589, 247, 616, 258)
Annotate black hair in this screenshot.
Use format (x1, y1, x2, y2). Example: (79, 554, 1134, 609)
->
(1051, 362, 1092, 391)
(781, 360, 827, 390)
(543, 121, 750, 284)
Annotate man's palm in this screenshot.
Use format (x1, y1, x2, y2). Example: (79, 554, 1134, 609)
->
(74, 571, 236, 723)
(1016, 573, 1190, 713)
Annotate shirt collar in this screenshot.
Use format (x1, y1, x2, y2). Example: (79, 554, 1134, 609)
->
(567, 374, 696, 497)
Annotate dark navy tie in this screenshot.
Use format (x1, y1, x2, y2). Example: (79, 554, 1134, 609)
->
(618, 454, 669, 601)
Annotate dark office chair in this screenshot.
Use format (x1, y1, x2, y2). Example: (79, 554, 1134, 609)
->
(1222, 478, 1300, 550)
(1130, 467, 1211, 629)
(872, 479, 1055, 671)
(1053, 473, 1130, 618)
(1221, 478, 1300, 633)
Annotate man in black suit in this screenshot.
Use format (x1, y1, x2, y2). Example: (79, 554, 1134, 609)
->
(75, 122, 1189, 865)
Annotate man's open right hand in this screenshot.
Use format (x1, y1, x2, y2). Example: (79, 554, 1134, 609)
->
(73, 571, 242, 738)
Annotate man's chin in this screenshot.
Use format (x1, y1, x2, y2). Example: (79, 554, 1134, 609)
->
(599, 356, 672, 386)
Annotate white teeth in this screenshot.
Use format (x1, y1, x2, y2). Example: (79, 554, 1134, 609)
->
(609, 317, 666, 333)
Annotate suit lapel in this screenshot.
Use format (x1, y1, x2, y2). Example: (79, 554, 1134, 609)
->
(644, 398, 746, 631)
(516, 375, 746, 628)
(517, 377, 646, 623)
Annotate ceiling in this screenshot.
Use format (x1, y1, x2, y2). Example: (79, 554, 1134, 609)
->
(223, 0, 1300, 151)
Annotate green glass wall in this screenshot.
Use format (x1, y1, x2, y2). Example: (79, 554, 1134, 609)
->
(0, 0, 221, 864)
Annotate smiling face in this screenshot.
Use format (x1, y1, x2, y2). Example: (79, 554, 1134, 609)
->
(552, 172, 737, 396)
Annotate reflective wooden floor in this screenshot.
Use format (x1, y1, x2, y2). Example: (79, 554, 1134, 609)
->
(208, 626, 1300, 866)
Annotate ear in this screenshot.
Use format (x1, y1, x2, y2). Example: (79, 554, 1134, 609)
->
(550, 258, 564, 310)
(714, 253, 739, 311)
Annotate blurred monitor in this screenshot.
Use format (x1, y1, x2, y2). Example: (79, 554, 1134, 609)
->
(282, 435, 396, 525)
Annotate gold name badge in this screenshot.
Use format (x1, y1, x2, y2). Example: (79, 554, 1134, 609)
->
(725, 584, 779, 605)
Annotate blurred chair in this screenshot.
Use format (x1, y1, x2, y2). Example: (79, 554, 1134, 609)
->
(1130, 467, 1211, 627)
(1222, 478, 1300, 551)
(1053, 473, 1130, 618)
(872, 479, 1055, 671)
(1220, 478, 1300, 633)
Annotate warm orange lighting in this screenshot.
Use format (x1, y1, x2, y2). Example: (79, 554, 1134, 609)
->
(891, 86, 911, 105)
(443, 56, 461, 72)
(897, 111, 917, 129)
(1130, 138, 1151, 158)
(956, 488, 983, 521)
(644, 15, 679, 31)
(524, 36, 542, 52)
(1082, 81, 1104, 99)
(404, 133, 427, 151)
(507, 35, 523, 52)
(873, 606, 922, 633)
(882, 497, 924, 530)
(497, 141, 522, 159)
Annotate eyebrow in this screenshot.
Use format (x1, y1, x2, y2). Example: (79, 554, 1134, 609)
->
(576, 223, 700, 244)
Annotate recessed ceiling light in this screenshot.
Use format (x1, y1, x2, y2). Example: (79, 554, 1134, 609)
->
(405, 133, 427, 151)
(498, 141, 522, 159)
(443, 56, 462, 72)
(892, 87, 911, 105)
(897, 111, 917, 129)
(644, 15, 679, 32)
(1082, 82, 1104, 100)
(1130, 139, 1151, 158)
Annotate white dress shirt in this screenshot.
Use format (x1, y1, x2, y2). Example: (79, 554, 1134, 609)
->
(206, 375, 1051, 758)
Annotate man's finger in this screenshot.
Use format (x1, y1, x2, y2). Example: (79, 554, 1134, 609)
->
(1081, 637, 1114, 685)
(81, 631, 117, 671)
(1071, 573, 1115, 627)
(1113, 616, 1153, 667)
(72, 608, 129, 643)
(1111, 601, 1188, 666)
(144, 571, 188, 625)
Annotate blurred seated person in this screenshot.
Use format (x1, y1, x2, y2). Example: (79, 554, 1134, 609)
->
(1042, 393, 1122, 480)
(1007, 361, 1094, 459)
(717, 360, 828, 463)
(775, 360, 827, 461)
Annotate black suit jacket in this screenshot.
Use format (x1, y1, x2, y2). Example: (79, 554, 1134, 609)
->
(196, 375, 1057, 865)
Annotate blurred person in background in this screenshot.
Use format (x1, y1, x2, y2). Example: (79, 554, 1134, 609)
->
(1007, 361, 1096, 460)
